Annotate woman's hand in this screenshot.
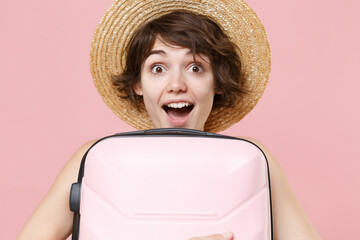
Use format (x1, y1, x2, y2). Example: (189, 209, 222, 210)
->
(188, 231, 234, 240)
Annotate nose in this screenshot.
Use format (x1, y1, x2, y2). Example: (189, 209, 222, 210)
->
(166, 70, 187, 93)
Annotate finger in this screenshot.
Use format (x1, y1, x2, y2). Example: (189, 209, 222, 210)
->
(222, 231, 234, 240)
(188, 231, 234, 240)
(187, 234, 223, 240)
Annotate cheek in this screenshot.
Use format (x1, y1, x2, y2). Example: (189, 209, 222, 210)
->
(141, 81, 163, 107)
(193, 79, 215, 102)
(199, 82, 216, 115)
(193, 87, 215, 119)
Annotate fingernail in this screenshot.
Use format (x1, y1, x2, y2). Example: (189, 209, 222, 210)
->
(222, 231, 233, 239)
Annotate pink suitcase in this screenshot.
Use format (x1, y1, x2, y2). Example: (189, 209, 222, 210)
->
(70, 128, 273, 239)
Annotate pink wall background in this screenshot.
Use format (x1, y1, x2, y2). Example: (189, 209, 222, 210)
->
(1, 0, 359, 239)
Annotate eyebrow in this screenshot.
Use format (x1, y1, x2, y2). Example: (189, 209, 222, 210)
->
(148, 49, 193, 57)
(148, 50, 166, 56)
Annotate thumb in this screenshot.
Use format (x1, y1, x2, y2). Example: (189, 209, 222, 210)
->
(222, 232, 234, 240)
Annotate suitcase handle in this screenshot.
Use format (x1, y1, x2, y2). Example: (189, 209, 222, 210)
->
(143, 128, 209, 136)
(115, 128, 219, 137)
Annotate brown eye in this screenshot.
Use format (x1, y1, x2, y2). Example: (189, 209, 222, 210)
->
(190, 64, 203, 73)
(155, 67, 162, 73)
(151, 65, 165, 74)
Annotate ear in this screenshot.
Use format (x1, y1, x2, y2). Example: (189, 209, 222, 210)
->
(133, 81, 143, 96)
(214, 87, 222, 95)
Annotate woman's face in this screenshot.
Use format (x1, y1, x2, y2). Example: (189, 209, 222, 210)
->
(134, 37, 215, 131)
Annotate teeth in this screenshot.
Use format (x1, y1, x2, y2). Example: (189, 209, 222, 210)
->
(167, 102, 190, 108)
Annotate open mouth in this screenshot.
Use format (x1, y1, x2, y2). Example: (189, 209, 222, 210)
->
(163, 102, 194, 120)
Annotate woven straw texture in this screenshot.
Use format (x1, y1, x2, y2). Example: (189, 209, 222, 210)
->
(90, 0, 271, 132)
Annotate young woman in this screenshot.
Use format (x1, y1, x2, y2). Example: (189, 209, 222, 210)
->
(18, 1, 321, 239)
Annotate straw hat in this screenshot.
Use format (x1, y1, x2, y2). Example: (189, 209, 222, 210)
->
(90, 0, 271, 133)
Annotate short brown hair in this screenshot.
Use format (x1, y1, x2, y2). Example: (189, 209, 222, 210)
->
(112, 10, 246, 109)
